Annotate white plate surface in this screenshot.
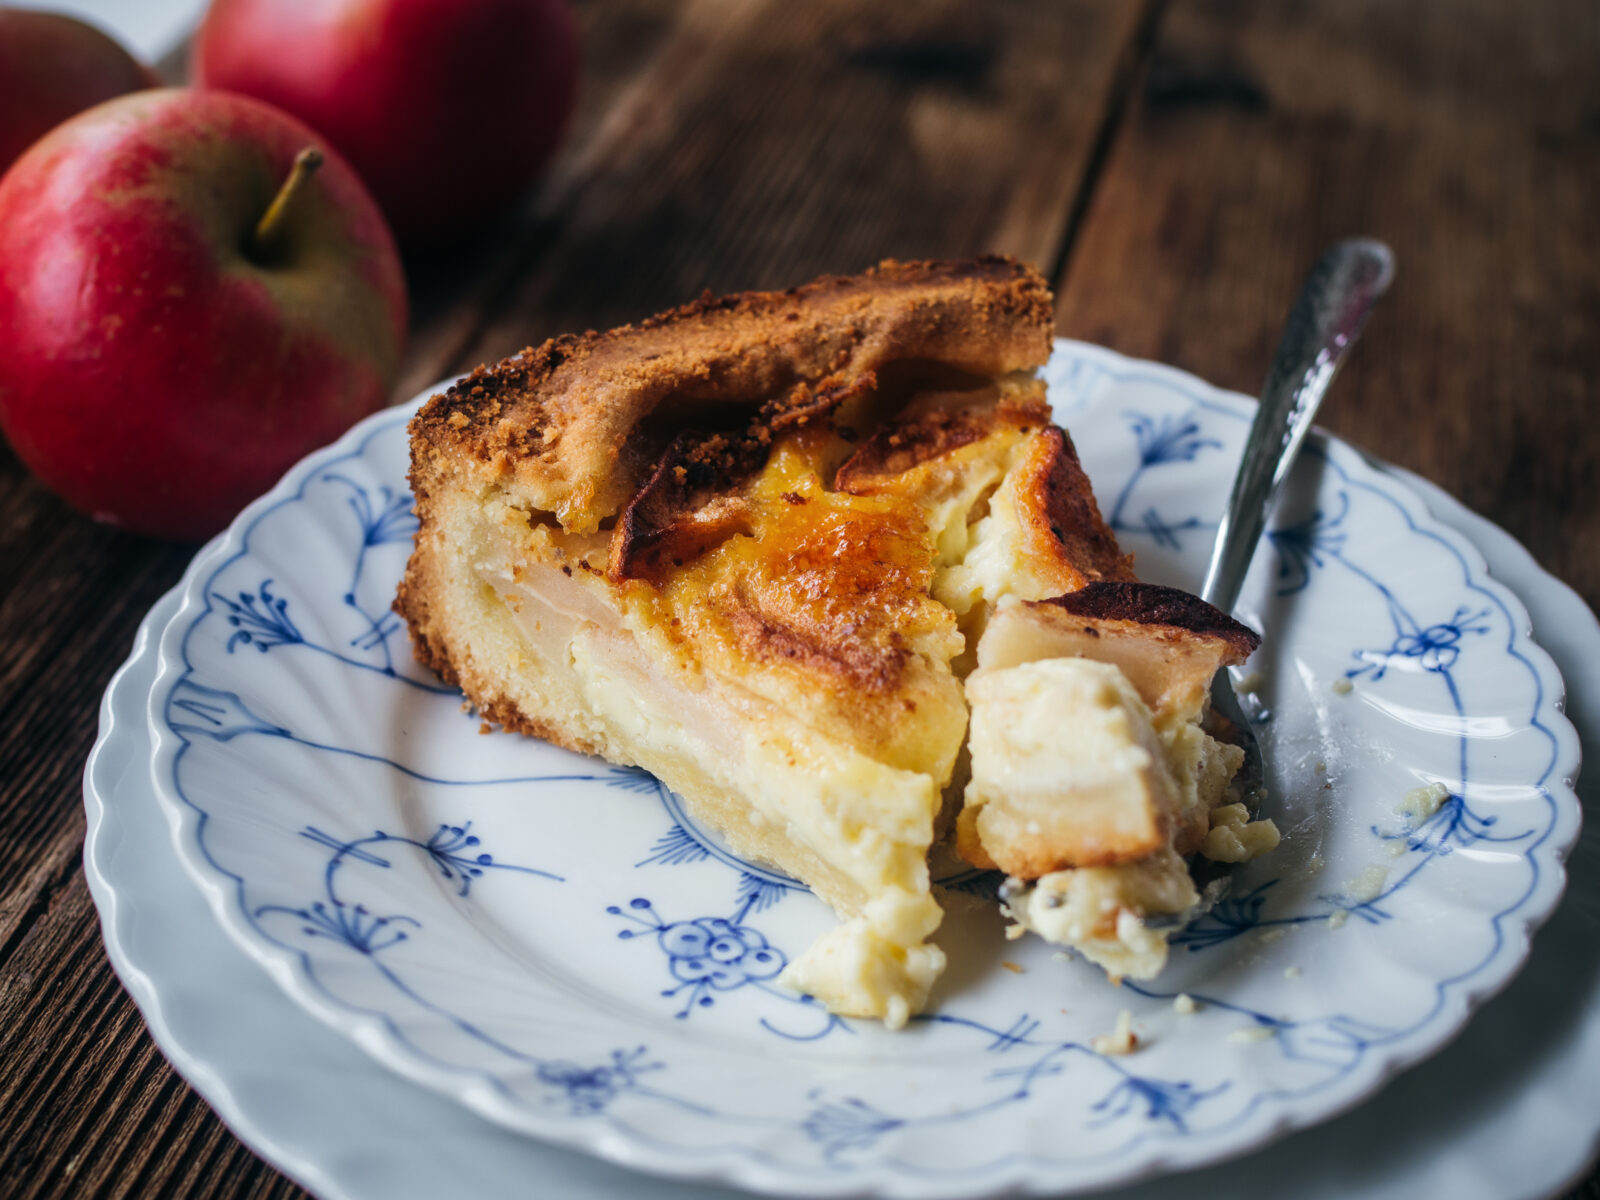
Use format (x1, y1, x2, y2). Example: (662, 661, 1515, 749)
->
(136, 341, 1582, 1197)
(84, 461, 1600, 1200)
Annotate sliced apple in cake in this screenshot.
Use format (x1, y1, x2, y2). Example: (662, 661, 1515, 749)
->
(963, 586, 1277, 979)
(395, 256, 1272, 1025)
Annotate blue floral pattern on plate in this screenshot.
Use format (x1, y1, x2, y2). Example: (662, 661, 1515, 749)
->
(145, 341, 1581, 1199)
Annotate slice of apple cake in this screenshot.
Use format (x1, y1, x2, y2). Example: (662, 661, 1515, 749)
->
(395, 257, 1274, 1026)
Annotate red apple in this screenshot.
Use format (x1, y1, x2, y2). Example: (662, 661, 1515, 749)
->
(194, 0, 580, 244)
(0, 6, 159, 175)
(0, 88, 408, 540)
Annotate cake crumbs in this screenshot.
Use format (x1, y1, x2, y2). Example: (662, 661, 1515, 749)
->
(478, 721, 493, 735)
(1001, 960, 1025, 974)
(1284, 965, 1302, 979)
(1090, 1009, 1140, 1055)
(1173, 993, 1198, 1016)
(1327, 909, 1349, 930)
(1332, 678, 1354, 695)
(1344, 864, 1389, 903)
(1401, 781, 1451, 822)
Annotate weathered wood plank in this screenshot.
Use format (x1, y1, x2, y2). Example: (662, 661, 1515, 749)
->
(1053, 5, 1600, 1193)
(0, 4, 705, 1197)
(0, 456, 192, 963)
(5, 0, 1595, 1196)
(395, 0, 692, 399)
(0, 876, 309, 1199)
(457, 0, 1154, 369)
(1052, 0, 1600, 610)
(0, 0, 699, 970)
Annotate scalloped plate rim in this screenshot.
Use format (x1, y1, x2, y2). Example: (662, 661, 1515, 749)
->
(139, 338, 1583, 1198)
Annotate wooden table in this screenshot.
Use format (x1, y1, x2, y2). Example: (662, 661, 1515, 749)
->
(3, 1, 1596, 1195)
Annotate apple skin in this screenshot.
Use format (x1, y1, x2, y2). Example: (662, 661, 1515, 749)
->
(0, 7, 159, 175)
(195, 0, 580, 244)
(0, 88, 408, 540)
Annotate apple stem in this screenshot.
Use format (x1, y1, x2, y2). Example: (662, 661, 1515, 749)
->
(251, 147, 324, 259)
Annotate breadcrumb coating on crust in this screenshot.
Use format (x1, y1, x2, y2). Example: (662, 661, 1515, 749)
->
(407, 255, 1054, 534)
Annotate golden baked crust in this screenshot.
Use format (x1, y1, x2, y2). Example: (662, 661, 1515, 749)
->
(407, 255, 1054, 536)
(394, 256, 1266, 1019)
(398, 257, 1124, 777)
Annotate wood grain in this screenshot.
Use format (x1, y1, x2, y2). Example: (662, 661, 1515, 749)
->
(0, 876, 304, 1199)
(1053, 0, 1600, 612)
(0, 1, 1152, 1195)
(394, 0, 690, 400)
(455, 0, 1154, 371)
(1, 0, 1596, 1196)
(0, 451, 192, 964)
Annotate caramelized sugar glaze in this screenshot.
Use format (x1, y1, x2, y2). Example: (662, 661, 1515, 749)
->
(398, 257, 1130, 779)
(395, 257, 1262, 1023)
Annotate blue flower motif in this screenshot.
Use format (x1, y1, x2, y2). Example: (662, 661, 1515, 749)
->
(421, 822, 498, 896)
(537, 1046, 660, 1115)
(1091, 1075, 1227, 1133)
(1349, 605, 1492, 681)
(1269, 492, 1350, 596)
(207, 569, 456, 691)
(323, 472, 418, 547)
(734, 870, 791, 917)
(167, 680, 289, 741)
(802, 1096, 905, 1159)
(268, 899, 418, 955)
(637, 821, 711, 867)
(215, 579, 303, 652)
(316, 474, 421, 672)
(1375, 790, 1530, 858)
(634, 785, 806, 916)
(610, 898, 785, 1017)
(1105, 410, 1221, 546)
(259, 824, 561, 957)
(1128, 506, 1205, 552)
(605, 764, 665, 794)
(1128, 412, 1222, 467)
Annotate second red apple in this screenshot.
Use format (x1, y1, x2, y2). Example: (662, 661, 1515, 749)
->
(195, 0, 580, 244)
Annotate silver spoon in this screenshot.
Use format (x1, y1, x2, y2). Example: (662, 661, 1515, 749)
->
(1161, 239, 1394, 917)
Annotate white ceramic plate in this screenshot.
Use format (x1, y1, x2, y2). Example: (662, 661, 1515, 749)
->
(142, 341, 1582, 1198)
(84, 465, 1600, 1200)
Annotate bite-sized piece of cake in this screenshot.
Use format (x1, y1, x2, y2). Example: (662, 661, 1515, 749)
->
(962, 658, 1182, 877)
(961, 584, 1275, 979)
(396, 255, 1273, 1021)
(396, 257, 1140, 1027)
(999, 851, 1200, 981)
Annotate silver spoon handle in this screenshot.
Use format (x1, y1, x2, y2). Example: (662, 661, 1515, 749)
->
(1201, 238, 1395, 613)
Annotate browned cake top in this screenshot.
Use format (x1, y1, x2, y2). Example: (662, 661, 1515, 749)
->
(409, 256, 1054, 533)
(401, 257, 1140, 776)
